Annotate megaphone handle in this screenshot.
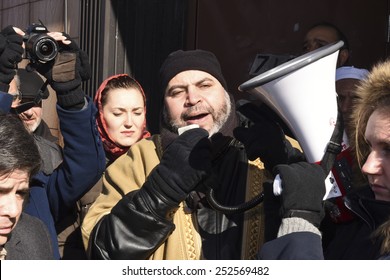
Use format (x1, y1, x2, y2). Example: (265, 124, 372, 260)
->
(273, 174, 283, 196)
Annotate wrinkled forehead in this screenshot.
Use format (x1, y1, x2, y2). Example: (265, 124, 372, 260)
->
(365, 109, 390, 139)
(336, 78, 362, 89)
(0, 169, 30, 188)
(166, 70, 220, 89)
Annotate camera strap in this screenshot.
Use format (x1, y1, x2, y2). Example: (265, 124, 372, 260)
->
(11, 79, 49, 114)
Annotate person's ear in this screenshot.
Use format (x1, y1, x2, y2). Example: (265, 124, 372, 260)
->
(337, 49, 349, 67)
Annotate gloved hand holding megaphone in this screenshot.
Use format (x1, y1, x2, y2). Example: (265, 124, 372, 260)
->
(262, 161, 326, 241)
(237, 41, 355, 224)
(234, 100, 305, 172)
(273, 162, 326, 228)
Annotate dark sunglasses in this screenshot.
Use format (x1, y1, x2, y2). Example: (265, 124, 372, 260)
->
(10, 80, 49, 114)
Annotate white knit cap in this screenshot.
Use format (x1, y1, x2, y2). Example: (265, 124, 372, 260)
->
(336, 66, 369, 81)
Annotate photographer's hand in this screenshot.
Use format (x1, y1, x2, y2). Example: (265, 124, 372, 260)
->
(28, 32, 91, 110)
(0, 26, 24, 54)
(0, 26, 24, 92)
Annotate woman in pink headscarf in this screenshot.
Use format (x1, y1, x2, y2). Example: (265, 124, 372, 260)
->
(58, 74, 151, 259)
(94, 74, 151, 163)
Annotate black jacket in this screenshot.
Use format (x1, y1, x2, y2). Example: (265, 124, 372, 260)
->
(324, 187, 390, 259)
(5, 213, 54, 260)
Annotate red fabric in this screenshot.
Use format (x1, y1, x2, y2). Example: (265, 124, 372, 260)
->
(94, 74, 151, 160)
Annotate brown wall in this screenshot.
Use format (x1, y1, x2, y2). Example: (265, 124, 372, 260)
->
(188, 0, 389, 99)
(2, 0, 390, 134)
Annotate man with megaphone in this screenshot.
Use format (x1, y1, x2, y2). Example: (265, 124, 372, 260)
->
(83, 49, 304, 260)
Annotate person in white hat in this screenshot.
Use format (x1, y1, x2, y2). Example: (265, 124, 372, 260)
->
(336, 65, 369, 135)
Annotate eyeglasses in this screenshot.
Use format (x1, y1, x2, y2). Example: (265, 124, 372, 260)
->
(20, 96, 42, 106)
(11, 92, 21, 102)
(10, 80, 49, 114)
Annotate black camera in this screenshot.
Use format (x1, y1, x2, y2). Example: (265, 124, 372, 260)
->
(23, 23, 59, 64)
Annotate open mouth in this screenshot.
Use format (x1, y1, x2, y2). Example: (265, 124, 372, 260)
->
(186, 113, 208, 120)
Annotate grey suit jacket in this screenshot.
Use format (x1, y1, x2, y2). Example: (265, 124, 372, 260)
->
(4, 213, 54, 260)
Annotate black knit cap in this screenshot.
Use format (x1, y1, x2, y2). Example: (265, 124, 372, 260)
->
(159, 49, 228, 95)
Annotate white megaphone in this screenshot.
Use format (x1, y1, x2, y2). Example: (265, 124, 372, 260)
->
(238, 41, 350, 202)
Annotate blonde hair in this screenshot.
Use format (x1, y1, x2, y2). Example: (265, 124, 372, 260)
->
(350, 59, 390, 168)
(350, 59, 390, 256)
(372, 218, 390, 256)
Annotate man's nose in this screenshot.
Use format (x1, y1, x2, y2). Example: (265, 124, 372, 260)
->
(21, 107, 34, 116)
(186, 88, 201, 105)
(0, 195, 21, 219)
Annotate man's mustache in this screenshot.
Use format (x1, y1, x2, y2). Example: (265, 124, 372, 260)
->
(181, 105, 214, 119)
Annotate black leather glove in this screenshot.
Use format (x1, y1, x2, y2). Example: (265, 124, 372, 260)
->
(145, 128, 211, 207)
(0, 26, 23, 91)
(273, 162, 326, 228)
(88, 130, 211, 259)
(234, 102, 304, 171)
(28, 32, 91, 109)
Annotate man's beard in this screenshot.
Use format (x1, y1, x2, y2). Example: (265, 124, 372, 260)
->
(24, 118, 41, 133)
(163, 91, 231, 136)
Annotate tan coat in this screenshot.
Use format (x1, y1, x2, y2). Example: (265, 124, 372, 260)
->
(82, 135, 280, 259)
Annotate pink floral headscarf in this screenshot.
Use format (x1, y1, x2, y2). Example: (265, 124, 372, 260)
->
(94, 74, 151, 161)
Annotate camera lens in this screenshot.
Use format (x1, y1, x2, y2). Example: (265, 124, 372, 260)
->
(34, 37, 58, 62)
(40, 42, 53, 55)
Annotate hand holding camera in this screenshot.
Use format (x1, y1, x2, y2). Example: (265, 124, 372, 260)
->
(23, 23, 59, 65)
(24, 22, 91, 109)
(29, 32, 91, 87)
(0, 26, 24, 90)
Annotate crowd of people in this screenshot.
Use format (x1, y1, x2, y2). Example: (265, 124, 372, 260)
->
(1, 21, 389, 261)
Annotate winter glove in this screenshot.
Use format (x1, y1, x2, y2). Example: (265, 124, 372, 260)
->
(0, 26, 23, 91)
(273, 162, 326, 228)
(234, 101, 304, 171)
(28, 32, 91, 109)
(144, 128, 212, 206)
